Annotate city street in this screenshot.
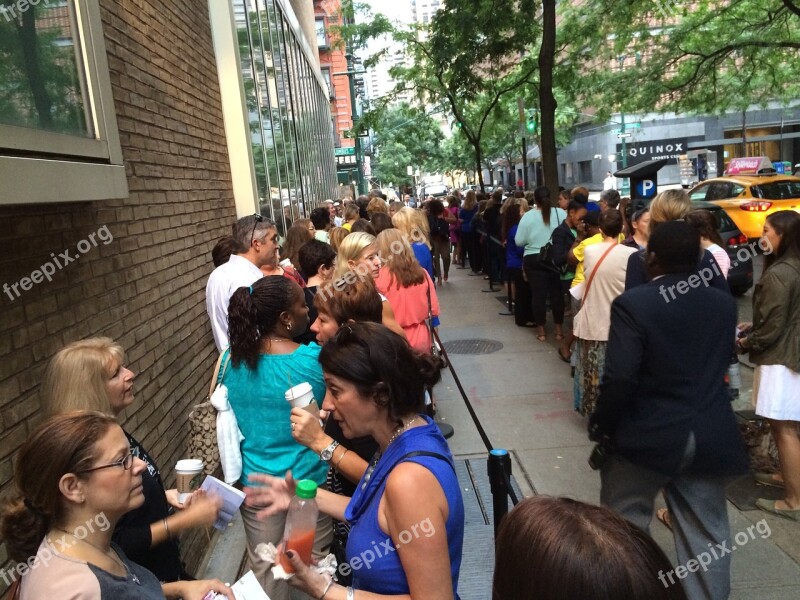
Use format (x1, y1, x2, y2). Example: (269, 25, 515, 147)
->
(433, 255, 800, 599)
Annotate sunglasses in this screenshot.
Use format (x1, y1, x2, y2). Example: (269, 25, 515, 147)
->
(250, 214, 265, 247)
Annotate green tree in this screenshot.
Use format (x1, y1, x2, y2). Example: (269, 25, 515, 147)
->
(370, 103, 444, 185)
(389, 0, 539, 191)
(560, 0, 800, 116)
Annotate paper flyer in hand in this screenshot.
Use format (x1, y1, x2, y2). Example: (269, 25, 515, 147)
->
(200, 474, 246, 530)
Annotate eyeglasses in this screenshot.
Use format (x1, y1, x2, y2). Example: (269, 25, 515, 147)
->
(76, 451, 134, 474)
(333, 324, 355, 344)
(250, 214, 265, 247)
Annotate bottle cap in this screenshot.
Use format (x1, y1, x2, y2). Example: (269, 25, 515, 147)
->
(295, 480, 318, 499)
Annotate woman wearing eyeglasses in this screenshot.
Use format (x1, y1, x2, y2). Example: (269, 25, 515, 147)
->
(40, 338, 223, 583)
(0, 411, 233, 599)
(246, 323, 464, 600)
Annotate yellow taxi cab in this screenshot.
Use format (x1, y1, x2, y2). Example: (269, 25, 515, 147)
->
(688, 157, 800, 239)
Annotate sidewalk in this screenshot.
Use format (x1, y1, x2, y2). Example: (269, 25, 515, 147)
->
(433, 266, 800, 599)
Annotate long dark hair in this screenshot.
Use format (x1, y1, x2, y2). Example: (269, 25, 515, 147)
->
(319, 322, 442, 424)
(684, 209, 723, 247)
(1, 411, 118, 562)
(493, 496, 688, 600)
(534, 186, 553, 226)
(228, 275, 296, 369)
(501, 200, 523, 242)
(763, 210, 800, 273)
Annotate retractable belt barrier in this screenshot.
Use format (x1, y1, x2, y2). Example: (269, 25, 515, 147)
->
(432, 328, 519, 537)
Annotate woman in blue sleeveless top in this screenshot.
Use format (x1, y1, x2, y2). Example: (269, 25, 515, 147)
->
(246, 322, 464, 600)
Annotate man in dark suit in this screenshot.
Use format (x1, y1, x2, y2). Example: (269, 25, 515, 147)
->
(590, 221, 748, 600)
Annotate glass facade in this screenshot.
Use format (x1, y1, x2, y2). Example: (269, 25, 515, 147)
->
(235, 0, 338, 235)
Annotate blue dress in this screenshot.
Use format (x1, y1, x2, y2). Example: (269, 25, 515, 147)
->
(344, 416, 464, 596)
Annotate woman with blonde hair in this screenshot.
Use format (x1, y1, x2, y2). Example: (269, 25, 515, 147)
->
(40, 338, 223, 583)
(375, 229, 440, 354)
(392, 207, 435, 279)
(625, 189, 727, 291)
(342, 203, 360, 231)
(332, 231, 405, 337)
(328, 226, 349, 253)
(0, 411, 234, 600)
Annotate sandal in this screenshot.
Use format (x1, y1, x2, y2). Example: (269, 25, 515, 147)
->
(536, 334, 547, 342)
(557, 347, 571, 363)
(554, 333, 564, 341)
(656, 508, 672, 530)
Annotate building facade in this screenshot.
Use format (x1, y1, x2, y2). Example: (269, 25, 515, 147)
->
(557, 105, 800, 190)
(0, 0, 335, 587)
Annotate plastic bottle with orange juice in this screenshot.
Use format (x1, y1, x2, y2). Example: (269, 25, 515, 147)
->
(279, 480, 319, 573)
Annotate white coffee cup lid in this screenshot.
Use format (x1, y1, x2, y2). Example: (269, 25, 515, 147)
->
(279, 258, 292, 268)
(285, 382, 313, 402)
(176, 459, 204, 471)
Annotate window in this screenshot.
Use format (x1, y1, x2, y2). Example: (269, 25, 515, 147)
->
(321, 68, 333, 98)
(0, 0, 128, 204)
(315, 18, 327, 48)
(578, 160, 592, 182)
(689, 183, 711, 202)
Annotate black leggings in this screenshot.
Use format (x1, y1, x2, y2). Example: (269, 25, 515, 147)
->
(523, 254, 564, 327)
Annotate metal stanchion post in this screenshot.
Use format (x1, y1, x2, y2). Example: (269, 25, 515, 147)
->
(488, 448, 512, 537)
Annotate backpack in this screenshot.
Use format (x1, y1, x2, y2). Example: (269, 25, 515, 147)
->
(429, 216, 449, 241)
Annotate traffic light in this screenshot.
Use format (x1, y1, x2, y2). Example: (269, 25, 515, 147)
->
(526, 109, 537, 133)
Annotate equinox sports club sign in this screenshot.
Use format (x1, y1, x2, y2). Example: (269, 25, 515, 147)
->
(616, 136, 705, 166)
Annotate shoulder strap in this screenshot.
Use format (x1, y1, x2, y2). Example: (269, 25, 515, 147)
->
(398, 450, 456, 475)
(584, 242, 618, 300)
(208, 350, 231, 397)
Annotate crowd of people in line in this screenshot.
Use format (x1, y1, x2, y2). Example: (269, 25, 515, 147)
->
(1, 185, 798, 600)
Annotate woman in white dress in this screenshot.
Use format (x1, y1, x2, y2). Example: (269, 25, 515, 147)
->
(737, 210, 800, 521)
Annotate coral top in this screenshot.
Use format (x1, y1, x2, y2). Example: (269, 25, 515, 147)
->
(374, 268, 440, 354)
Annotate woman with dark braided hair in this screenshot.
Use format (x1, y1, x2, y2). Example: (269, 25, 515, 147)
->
(224, 275, 332, 599)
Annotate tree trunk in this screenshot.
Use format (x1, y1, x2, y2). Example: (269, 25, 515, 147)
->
(538, 0, 558, 199)
(475, 143, 485, 192)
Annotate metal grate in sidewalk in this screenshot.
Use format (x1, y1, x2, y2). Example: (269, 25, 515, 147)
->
(454, 456, 524, 600)
(443, 339, 504, 355)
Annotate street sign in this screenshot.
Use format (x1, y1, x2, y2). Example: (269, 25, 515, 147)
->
(334, 147, 356, 157)
(617, 133, 632, 139)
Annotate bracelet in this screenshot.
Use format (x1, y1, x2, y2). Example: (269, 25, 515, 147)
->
(163, 517, 171, 540)
(333, 448, 350, 470)
(318, 578, 334, 600)
(347, 586, 354, 600)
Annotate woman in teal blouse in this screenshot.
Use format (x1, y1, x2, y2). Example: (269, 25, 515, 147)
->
(224, 275, 332, 600)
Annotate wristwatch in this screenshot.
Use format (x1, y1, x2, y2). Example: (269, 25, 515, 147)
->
(319, 440, 340, 462)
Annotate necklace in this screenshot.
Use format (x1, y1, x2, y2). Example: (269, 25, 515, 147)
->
(361, 416, 421, 490)
(53, 528, 140, 585)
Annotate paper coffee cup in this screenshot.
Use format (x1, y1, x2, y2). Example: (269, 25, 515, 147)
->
(176, 459, 204, 504)
(285, 382, 319, 417)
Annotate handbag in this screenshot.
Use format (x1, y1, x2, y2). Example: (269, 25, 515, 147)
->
(536, 210, 563, 274)
(425, 277, 447, 367)
(188, 352, 231, 476)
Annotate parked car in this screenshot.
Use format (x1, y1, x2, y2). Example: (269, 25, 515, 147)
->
(688, 158, 800, 239)
(422, 183, 449, 198)
(693, 200, 753, 296)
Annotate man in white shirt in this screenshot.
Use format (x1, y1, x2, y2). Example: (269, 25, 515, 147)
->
(206, 214, 279, 351)
(603, 171, 617, 191)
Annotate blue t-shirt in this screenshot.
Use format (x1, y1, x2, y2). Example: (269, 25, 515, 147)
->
(222, 344, 328, 486)
(412, 242, 435, 281)
(505, 223, 524, 270)
(459, 207, 478, 233)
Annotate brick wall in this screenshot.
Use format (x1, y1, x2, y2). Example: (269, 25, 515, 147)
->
(0, 0, 236, 586)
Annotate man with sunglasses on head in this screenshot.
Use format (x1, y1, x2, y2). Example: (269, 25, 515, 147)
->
(206, 214, 279, 352)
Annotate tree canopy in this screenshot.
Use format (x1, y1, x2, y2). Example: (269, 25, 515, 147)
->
(561, 0, 800, 116)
